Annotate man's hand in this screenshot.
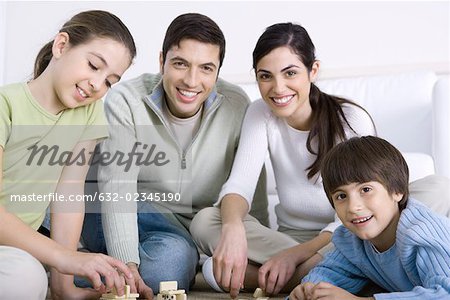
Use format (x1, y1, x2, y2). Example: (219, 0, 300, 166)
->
(125, 262, 154, 299)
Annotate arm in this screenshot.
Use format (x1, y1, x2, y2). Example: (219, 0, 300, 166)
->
(302, 246, 368, 293)
(0, 146, 132, 299)
(289, 282, 375, 300)
(259, 231, 332, 294)
(213, 194, 249, 298)
(49, 140, 118, 299)
(213, 101, 270, 297)
(99, 89, 153, 298)
(366, 202, 450, 300)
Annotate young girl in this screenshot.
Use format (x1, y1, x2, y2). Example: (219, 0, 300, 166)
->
(0, 10, 139, 299)
(191, 22, 377, 298)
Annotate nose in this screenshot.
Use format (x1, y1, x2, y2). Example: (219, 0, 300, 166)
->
(183, 68, 199, 88)
(348, 195, 364, 213)
(272, 77, 286, 94)
(88, 76, 104, 92)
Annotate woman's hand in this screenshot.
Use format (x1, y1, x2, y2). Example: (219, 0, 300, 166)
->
(213, 221, 248, 298)
(258, 246, 299, 295)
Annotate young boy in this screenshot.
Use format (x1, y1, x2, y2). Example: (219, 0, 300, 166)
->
(289, 136, 450, 300)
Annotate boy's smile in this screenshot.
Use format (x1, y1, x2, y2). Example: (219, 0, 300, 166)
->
(331, 181, 403, 252)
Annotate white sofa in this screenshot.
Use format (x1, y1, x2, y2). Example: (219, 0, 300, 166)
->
(237, 71, 449, 229)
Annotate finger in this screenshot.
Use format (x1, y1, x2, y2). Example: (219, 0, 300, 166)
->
(138, 280, 154, 299)
(106, 256, 133, 280)
(229, 262, 246, 298)
(86, 270, 104, 291)
(258, 265, 268, 290)
(124, 273, 138, 293)
(311, 282, 330, 299)
(112, 273, 126, 296)
(265, 270, 278, 295)
(212, 257, 223, 289)
(273, 271, 286, 295)
(75, 287, 103, 300)
(102, 266, 116, 293)
(289, 288, 300, 300)
(220, 262, 233, 292)
(303, 282, 315, 298)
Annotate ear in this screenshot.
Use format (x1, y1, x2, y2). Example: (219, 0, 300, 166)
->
(393, 192, 403, 203)
(159, 51, 164, 74)
(309, 60, 320, 82)
(52, 32, 70, 58)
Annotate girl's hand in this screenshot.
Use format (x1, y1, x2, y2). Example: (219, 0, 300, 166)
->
(56, 250, 133, 294)
(50, 281, 103, 300)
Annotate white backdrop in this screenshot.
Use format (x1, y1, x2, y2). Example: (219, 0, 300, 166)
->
(0, 1, 449, 85)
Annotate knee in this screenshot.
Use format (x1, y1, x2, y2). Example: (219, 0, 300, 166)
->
(190, 207, 220, 242)
(0, 246, 48, 300)
(138, 233, 198, 293)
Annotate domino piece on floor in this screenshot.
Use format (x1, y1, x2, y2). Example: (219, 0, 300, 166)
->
(160, 289, 185, 295)
(160, 280, 178, 291)
(253, 287, 266, 298)
(100, 284, 139, 300)
(159, 295, 187, 300)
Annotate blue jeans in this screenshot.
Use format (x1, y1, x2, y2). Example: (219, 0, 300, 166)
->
(81, 201, 199, 293)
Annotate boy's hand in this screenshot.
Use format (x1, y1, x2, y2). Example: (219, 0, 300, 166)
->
(289, 282, 315, 300)
(308, 282, 372, 300)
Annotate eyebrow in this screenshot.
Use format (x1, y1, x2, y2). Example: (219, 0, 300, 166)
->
(256, 64, 300, 75)
(170, 56, 218, 69)
(89, 52, 121, 81)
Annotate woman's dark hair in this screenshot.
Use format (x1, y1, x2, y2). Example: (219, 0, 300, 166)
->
(34, 10, 136, 79)
(161, 13, 226, 68)
(253, 23, 375, 179)
(321, 136, 409, 210)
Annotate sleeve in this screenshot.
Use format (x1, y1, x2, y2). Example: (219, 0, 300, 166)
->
(374, 214, 450, 300)
(0, 93, 11, 148)
(373, 247, 450, 299)
(343, 103, 377, 138)
(215, 100, 270, 209)
(320, 212, 342, 233)
(78, 100, 109, 142)
(302, 247, 369, 294)
(98, 88, 140, 264)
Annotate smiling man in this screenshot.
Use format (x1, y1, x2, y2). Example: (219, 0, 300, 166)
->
(80, 13, 268, 296)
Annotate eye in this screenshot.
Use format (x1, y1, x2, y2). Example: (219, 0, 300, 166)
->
(334, 193, 346, 201)
(202, 65, 214, 73)
(88, 61, 98, 71)
(173, 61, 188, 68)
(257, 73, 272, 81)
(362, 186, 372, 193)
(285, 70, 297, 77)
